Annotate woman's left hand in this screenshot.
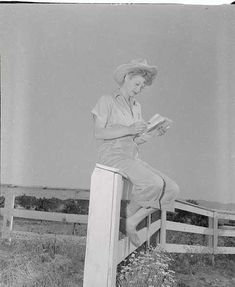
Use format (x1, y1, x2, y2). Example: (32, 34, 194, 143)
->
(156, 124, 168, 136)
(134, 123, 169, 144)
(146, 124, 167, 137)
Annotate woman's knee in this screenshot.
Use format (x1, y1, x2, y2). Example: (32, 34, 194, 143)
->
(149, 175, 180, 198)
(149, 175, 165, 192)
(135, 175, 164, 194)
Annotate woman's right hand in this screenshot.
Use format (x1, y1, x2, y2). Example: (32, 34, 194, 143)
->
(128, 122, 147, 135)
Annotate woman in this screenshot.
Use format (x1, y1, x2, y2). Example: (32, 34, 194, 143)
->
(91, 59, 179, 246)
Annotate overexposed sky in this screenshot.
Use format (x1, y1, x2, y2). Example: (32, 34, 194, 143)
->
(0, 0, 234, 3)
(1, 4, 235, 203)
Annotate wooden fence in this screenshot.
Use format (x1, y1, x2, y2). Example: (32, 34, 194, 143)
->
(1, 164, 235, 287)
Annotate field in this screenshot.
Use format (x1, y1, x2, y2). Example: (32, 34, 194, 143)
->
(0, 216, 235, 287)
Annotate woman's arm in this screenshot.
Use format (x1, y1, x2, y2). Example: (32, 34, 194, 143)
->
(93, 117, 147, 140)
(134, 130, 157, 145)
(134, 123, 168, 145)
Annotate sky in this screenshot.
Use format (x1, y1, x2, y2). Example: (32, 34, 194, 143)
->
(1, 1, 233, 4)
(1, 4, 235, 203)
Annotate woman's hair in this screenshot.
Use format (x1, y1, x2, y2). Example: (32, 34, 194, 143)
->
(127, 68, 157, 86)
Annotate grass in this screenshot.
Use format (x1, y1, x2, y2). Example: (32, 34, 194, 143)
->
(171, 253, 235, 287)
(0, 236, 85, 287)
(0, 215, 235, 286)
(1, 232, 234, 287)
(12, 217, 87, 237)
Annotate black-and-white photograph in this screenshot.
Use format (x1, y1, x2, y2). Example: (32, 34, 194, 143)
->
(0, 1, 235, 287)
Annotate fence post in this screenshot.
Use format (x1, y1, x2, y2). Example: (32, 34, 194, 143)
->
(208, 216, 213, 248)
(208, 212, 218, 265)
(146, 214, 151, 248)
(2, 189, 15, 241)
(160, 209, 167, 249)
(83, 165, 123, 287)
(208, 215, 214, 265)
(156, 230, 160, 245)
(213, 212, 218, 263)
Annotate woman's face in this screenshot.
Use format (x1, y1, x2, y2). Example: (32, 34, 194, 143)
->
(124, 74, 146, 97)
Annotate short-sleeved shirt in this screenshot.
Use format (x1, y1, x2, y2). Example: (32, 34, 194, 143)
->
(91, 89, 145, 163)
(91, 90, 144, 128)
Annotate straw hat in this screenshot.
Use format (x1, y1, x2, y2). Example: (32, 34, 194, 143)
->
(113, 59, 158, 86)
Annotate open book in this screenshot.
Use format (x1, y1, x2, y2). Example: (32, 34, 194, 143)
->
(146, 114, 173, 133)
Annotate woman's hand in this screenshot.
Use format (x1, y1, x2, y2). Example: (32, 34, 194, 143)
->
(93, 119, 147, 140)
(134, 123, 169, 145)
(155, 123, 169, 136)
(128, 122, 147, 135)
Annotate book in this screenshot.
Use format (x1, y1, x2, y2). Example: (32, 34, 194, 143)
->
(146, 114, 173, 133)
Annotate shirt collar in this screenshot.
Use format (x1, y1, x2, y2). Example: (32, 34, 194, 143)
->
(112, 89, 137, 106)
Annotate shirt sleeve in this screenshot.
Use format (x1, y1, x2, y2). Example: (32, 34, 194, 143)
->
(91, 95, 113, 128)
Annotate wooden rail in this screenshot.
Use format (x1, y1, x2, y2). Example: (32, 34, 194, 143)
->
(83, 164, 235, 286)
(0, 186, 89, 241)
(1, 164, 235, 287)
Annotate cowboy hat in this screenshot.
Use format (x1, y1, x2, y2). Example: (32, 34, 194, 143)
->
(113, 59, 158, 86)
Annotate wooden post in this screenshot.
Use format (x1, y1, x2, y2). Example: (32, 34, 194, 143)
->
(208, 216, 214, 265)
(2, 189, 15, 241)
(208, 212, 218, 265)
(208, 216, 213, 249)
(213, 212, 218, 264)
(146, 214, 151, 248)
(83, 165, 123, 287)
(155, 230, 160, 246)
(160, 209, 167, 249)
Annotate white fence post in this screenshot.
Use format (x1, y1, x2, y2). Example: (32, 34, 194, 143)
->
(146, 214, 151, 248)
(213, 212, 218, 254)
(208, 216, 213, 251)
(208, 211, 218, 265)
(2, 189, 15, 241)
(156, 230, 160, 245)
(83, 165, 123, 287)
(160, 209, 167, 249)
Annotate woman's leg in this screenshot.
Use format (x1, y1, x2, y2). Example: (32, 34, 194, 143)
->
(137, 159, 180, 212)
(101, 155, 178, 246)
(120, 159, 180, 246)
(126, 207, 156, 246)
(110, 158, 165, 246)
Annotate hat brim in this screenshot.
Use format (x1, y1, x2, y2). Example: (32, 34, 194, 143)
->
(114, 62, 158, 86)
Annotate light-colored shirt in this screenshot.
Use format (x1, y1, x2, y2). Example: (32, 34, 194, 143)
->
(91, 90, 145, 163)
(91, 89, 144, 128)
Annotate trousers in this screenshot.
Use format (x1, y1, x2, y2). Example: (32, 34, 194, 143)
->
(97, 138, 180, 214)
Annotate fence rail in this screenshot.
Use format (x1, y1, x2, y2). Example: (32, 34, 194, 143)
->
(1, 164, 235, 287)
